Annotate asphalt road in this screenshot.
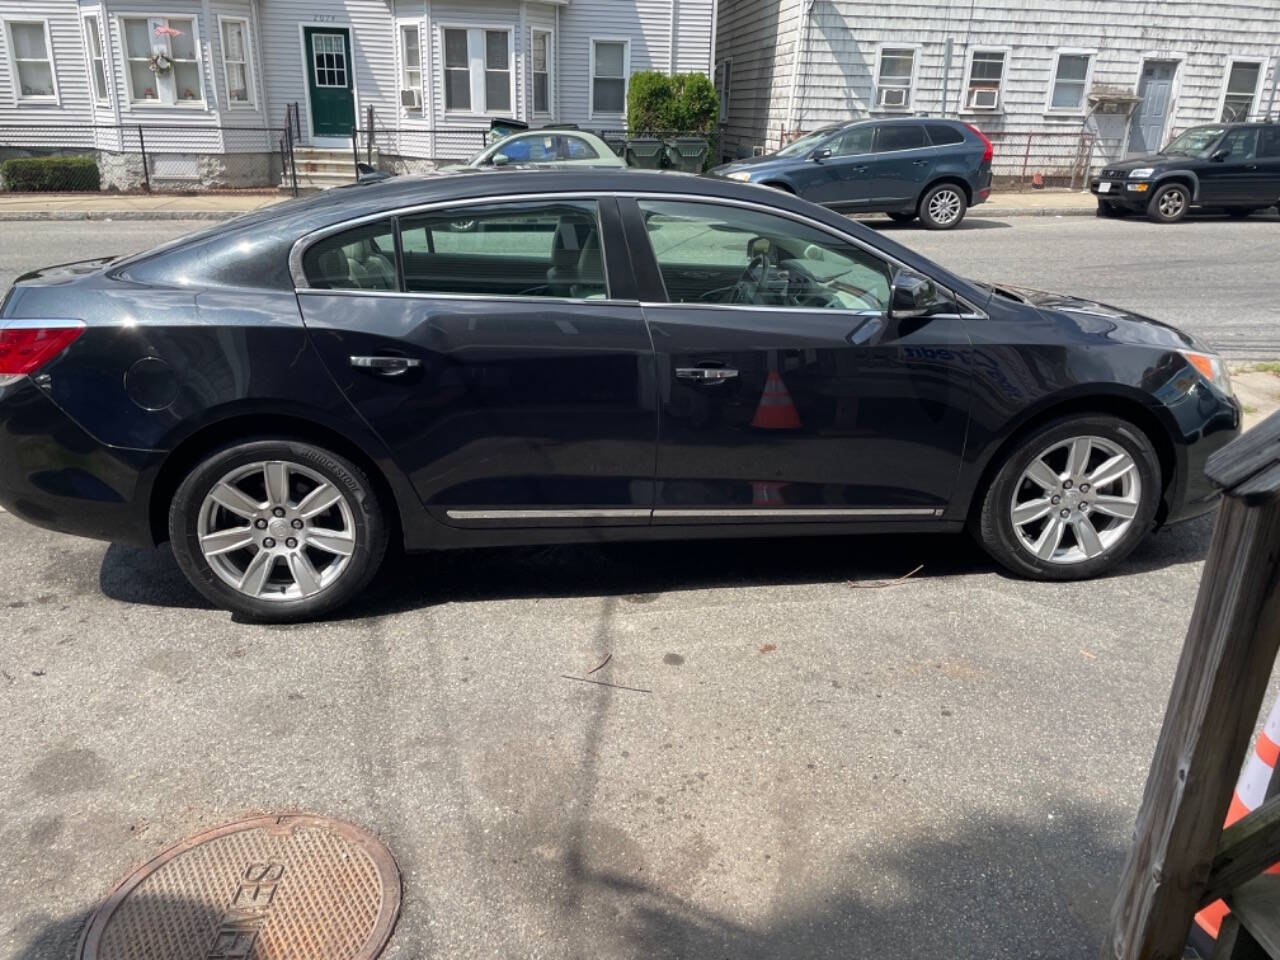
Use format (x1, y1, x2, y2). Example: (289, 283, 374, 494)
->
(1, 215, 1278, 959)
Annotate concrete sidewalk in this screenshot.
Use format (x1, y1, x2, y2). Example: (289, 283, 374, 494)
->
(0, 188, 1098, 221)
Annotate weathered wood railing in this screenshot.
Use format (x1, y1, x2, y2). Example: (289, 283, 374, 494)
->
(1104, 409, 1280, 960)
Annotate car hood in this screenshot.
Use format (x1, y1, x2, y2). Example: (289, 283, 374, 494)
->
(980, 283, 1210, 352)
(708, 154, 788, 176)
(1099, 154, 1172, 172)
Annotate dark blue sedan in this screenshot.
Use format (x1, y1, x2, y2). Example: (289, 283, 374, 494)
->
(708, 118, 993, 229)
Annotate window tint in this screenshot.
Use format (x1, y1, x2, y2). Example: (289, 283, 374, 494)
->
(924, 123, 964, 146)
(1218, 127, 1259, 160)
(398, 200, 605, 299)
(637, 199, 891, 312)
(831, 127, 873, 156)
(875, 125, 926, 152)
(1259, 126, 1280, 159)
(302, 220, 398, 291)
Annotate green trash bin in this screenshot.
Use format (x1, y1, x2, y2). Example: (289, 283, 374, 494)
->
(625, 138, 666, 169)
(665, 137, 709, 173)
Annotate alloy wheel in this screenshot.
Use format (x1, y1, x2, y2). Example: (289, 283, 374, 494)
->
(197, 459, 357, 601)
(927, 189, 963, 225)
(1158, 188, 1187, 219)
(1009, 435, 1141, 565)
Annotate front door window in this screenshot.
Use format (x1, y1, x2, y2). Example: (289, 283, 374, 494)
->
(312, 33, 347, 87)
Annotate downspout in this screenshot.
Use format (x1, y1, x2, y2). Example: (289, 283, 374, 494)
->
(1267, 52, 1279, 119)
(708, 0, 719, 77)
(554, 4, 560, 120)
(669, 0, 678, 75)
(250, 0, 271, 139)
(424, 0, 435, 157)
(783, 0, 814, 140)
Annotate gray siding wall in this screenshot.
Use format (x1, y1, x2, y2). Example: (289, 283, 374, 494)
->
(716, 0, 1280, 169)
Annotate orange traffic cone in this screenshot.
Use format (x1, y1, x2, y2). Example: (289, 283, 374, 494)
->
(1194, 697, 1280, 942)
(751, 481, 787, 506)
(751, 371, 801, 430)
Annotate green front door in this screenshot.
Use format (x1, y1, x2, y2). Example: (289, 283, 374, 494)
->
(304, 27, 355, 138)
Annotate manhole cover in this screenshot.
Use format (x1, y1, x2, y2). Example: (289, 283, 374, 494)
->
(80, 814, 400, 960)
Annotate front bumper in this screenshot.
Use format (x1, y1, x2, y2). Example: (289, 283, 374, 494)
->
(0, 379, 160, 546)
(1160, 384, 1241, 526)
(1091, 178, 1154, 207)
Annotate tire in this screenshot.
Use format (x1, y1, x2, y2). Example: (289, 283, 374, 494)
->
(974, 414, 1161, 581)
(169, 439, 388, 621)
(887, 212, 917, 223)
(1147, 182, 1190, 223)
(1224, 206, 1258, 218)
(918, 183, 968, 230)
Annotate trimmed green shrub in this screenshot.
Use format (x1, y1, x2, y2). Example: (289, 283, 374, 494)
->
(627, 71, 719, 135)
(2, 155, 101, 192)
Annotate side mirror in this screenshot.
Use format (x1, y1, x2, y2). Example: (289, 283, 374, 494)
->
(491, 153, 511, 167)
(1210, 149, 1229, 162)
(810, 148, 832, 162)
(890, 271, 938, 320)
(746, 236, 771, 259)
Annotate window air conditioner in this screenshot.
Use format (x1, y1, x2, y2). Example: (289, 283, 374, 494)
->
(969, 87, 998, 109)
(878, 87, 908, 108)
(400, 88, 421, 109)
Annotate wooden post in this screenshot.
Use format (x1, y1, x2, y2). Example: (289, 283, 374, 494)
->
(1103, 410, 1280, 960)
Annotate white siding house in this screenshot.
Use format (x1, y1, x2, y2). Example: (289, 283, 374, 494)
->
(0, 0, 716, 187)
(714, 0, 1280, 179)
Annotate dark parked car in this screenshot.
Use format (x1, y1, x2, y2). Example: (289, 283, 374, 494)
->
(706, 118, 993, 229)
(1091, 122, 1280, 222)
(0, 169, 1238, 621)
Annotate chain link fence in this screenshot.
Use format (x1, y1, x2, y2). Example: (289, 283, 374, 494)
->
(985, 130, 1125, 191)
(0, 123, 292, 193)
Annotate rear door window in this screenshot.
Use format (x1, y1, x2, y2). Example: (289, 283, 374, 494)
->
(565, 136, 600, 160)
(924, 123, 965, 146)
(301, 220, 398, 291)
(1218, 127, 1259, 160)
(397, 199, 607, 299)
(1257, 126, 1280, 158)
(874, 124, 927, 152)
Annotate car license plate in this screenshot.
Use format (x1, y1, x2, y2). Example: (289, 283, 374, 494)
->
(1097, 181, 1112, 193)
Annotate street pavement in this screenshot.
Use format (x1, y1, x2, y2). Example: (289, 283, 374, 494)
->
(1, 215, 1279, 959)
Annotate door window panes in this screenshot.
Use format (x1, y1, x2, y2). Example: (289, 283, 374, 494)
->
(637, 199, 891, 312)
(398, 201, 606, 299)
(875, 125, 926, 152)
(312, 33, 346, 87)
(303, 221, 398, 291)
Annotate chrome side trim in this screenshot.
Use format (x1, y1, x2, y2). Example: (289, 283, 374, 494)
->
(653, 507, 943, 518)
(446, 508, 652, 520)
(1, 318, 87, 330)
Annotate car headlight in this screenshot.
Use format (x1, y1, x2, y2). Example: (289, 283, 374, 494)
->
(724, 171, 752, 182)
(1128, 167, 1155, 179)
(1181, 350, 1232, 394)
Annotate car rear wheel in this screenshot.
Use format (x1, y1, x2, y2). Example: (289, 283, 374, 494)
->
(918, 184, 968, 230)
(1147, 183, 1190, 223)
(887, 212, 917, 223)
(975, 415, 1160, 580)
(169, 439, 388, 621)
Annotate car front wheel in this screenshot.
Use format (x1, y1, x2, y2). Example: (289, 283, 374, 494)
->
(169, 439, 388, 621)
(1148, 183, 1190, 223)
(918, 184, 968, 230)
(975, 415, 1161, 580)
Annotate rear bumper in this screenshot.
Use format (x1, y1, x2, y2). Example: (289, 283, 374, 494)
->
(0, 379, 159, 547)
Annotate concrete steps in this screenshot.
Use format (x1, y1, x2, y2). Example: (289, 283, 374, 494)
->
(280, 146, 367, 191)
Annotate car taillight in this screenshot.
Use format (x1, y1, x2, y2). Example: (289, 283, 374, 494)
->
(965, 123, 994, 165)
(0, 321, 85, 383)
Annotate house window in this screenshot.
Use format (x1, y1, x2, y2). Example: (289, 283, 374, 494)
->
(714, 59, 731, 120)
(966, 50, 1005, 110)
(83, 16, 109, 104)
(1221, 60, 1263, 122)
(591, 39, 627, 116)
(5, 20, 57, 101)
(399, 23, 421, 110)
(875, 47, 915, 109)
(121, 16, 203, 105)
(219, 17, 253, 106)
(441, 26, 511, 113)
(1048, 51, 1092, 112)
(532, 29, 551, 114)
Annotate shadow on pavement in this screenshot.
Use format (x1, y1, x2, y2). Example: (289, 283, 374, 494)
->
(864, 216, 1013, 231)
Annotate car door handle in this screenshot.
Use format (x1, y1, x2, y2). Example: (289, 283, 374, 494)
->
(676, 366, 739, 381)
(350, 355, 421, 375)
(912, 159, 929, 166)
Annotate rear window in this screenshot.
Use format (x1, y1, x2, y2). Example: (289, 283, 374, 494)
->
(301, 220, 398, 291)
(875, 125, 926, 152)
(924, 123, 965, 146)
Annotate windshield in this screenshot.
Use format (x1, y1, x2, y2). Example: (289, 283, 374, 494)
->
(1163, 126, 1225, 156)
(776, 128, 839, 157)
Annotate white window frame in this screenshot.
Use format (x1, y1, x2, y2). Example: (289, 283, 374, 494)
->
(715, 57, 732, 121)
(80, 13, 110, 105)
(589, 37, 630, 120)
(1218, 56, 1267, 123)
(116, 13, 207, 109)
(1045, 48, 1096, 115)
(217, 15, 255, 109)
(962, 46, 1008, 112)
(531, 27, 552, 117)
(4, 18, 59, 105)
(397, 19, 422, 114)
(438, 23, 514, 117)
(872, 44, 919, 112)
